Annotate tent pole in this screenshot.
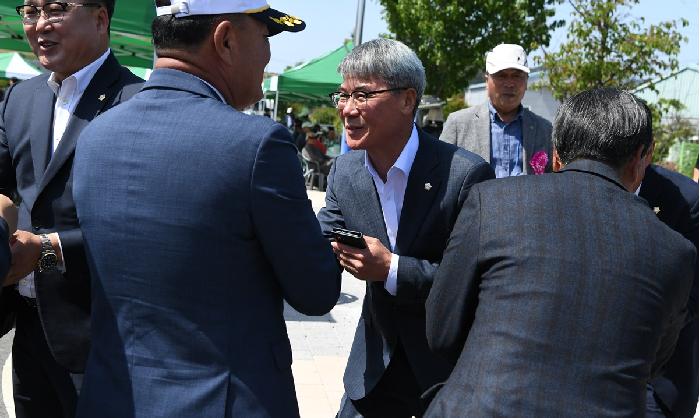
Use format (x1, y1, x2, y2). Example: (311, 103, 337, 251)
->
(273, 89, 279, 122)
(353, 0, 366, 45)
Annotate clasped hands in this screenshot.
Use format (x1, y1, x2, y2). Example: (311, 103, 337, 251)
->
(331, 234, 391, 282)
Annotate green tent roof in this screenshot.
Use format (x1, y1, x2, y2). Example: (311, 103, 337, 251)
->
(264, 41, 353, 104)
(0, 2, 155, 67)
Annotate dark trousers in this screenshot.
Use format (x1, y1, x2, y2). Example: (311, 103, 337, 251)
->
(337, 343, 423, 418)
(12, 299, 77, 418)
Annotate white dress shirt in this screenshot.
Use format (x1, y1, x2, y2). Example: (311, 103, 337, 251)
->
(364, 125, 419, 296)
(17, 49, 111, 299)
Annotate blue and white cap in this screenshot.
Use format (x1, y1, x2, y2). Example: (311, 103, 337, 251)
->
(156, 0, 305, 36)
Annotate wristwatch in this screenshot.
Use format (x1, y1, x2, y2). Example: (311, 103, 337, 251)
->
(38, 234, 58, 273)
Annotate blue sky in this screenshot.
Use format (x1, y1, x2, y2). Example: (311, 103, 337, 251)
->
(268, 0, 699, 75)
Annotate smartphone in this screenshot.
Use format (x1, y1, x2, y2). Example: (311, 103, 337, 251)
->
(332, 227, 367, 249)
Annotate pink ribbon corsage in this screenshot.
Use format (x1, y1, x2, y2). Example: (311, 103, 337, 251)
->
(529, 151, 548, 175)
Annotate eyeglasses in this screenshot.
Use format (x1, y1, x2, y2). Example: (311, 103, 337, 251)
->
(15, 2, 102, 25)
(329, 87, 409, 109)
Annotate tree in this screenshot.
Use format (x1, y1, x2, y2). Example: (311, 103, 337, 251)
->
(541, 0, 688, 100)
(378, 0, 562, 98)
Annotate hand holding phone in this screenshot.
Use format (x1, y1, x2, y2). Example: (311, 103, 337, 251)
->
(332, 227, 367, 249)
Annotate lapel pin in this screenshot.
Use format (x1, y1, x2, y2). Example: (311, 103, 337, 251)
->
(424, 182, 432, 191)
(653, 207, 661, 214)
(98, 94, 106, 102)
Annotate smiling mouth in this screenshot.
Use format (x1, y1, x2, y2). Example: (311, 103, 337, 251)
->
(37, 40, 58, 49)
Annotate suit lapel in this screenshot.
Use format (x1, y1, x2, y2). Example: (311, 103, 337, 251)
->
(349, 154, 391, 249)
(475, 104, 491, 163)
(521, 109, 538, 174)
(29, 82, 56, 188)
(37, 54, 121, 197)
(394, 132, 441, 254)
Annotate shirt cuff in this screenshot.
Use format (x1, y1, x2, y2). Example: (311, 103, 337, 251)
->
(384, 253, 399, 296)
(52, 232, 66, 273)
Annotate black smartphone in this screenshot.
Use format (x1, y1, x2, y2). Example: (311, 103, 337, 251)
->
(332, 227, 367, 249)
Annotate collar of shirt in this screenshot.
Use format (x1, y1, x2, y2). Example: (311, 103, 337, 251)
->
(47, 48, 111, 102)
(488, 101, 524, 124)
(192, 75, 226, 103)
(364, 124, 419, 184)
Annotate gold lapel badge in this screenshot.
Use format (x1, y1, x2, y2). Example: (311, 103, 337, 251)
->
(424, 183, 432, 191)
(653, 207, 661, 214)
(98, 94, 106, 102)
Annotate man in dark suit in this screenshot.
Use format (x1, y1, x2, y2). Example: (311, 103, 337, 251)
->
(72, 2, 340, 417)
(425, 88, 696, 417)
(318, 39, 494, 417)
(641, 164, 699, 418)
(0, 2, 142, 417)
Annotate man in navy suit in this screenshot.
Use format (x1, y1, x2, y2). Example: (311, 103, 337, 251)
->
(641, 164, 699, 418)
(425, 88, 696, 417)
(318, 39, 494, 417)
(72, 1, 340, 417)
(0, 1, 142, 416)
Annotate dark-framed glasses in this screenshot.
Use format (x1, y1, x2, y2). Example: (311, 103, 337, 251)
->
(15, 2, 102, 25)
(329, 87, 409, 108)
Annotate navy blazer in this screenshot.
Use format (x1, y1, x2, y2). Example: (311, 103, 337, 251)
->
(73, 69, 341, 418)
(641, 164, 699, 418)
(0, 53, 142, 372)
(317, 130, 494, 400)
(425, 160, 696, 417)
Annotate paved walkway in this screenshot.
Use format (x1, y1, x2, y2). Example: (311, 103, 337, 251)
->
(0, 190, 363, 418)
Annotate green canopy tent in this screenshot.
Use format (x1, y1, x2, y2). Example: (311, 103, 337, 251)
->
(263, 41, 353, 116)
(0, 2, 155, 67)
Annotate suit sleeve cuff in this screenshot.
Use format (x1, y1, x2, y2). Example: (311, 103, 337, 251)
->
(384, 253, 399, 296)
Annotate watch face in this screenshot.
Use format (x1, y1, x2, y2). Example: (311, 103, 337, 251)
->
(39, 252, 58, 272)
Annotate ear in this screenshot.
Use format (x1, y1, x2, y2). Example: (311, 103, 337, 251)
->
(95, 7, 110, 36)
(401, 88, 418, 116)
(621, 143, 649, 192)
(212, 20, 238, 66)
(552, 148, 563, 172)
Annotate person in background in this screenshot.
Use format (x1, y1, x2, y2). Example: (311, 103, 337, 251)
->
(440, 43, 552, 177)
(425, 88, 695, 417)
(640, 163, 699, 418)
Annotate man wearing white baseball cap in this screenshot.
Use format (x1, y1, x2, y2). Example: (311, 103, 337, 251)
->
(440, 43, 553, 178)
(72, 1, 341, 417)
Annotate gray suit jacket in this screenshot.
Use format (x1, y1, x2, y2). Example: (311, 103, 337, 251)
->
(425, 160, 696, 417)
(440, 102, 553, 174)
(317, 129, 494, 401)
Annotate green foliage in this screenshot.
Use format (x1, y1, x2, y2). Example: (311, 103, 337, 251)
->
(541, 0, 688, 100)
(309, 106, 342, 131)
(378, 0, 563, 98)
(442, 94, 468, 120)
(650, 101, 698, 164)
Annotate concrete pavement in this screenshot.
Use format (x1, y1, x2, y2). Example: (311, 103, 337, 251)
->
(0, 190, 363, 418)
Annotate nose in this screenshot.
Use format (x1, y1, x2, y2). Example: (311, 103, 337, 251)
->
(340, 98, 361, 118)
(35, 14, 54, 33)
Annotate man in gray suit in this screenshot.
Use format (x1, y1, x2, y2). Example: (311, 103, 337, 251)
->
(318, 39, 494, 417)
(425, 88, 696, 417)
(440, 43, 553, 177)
